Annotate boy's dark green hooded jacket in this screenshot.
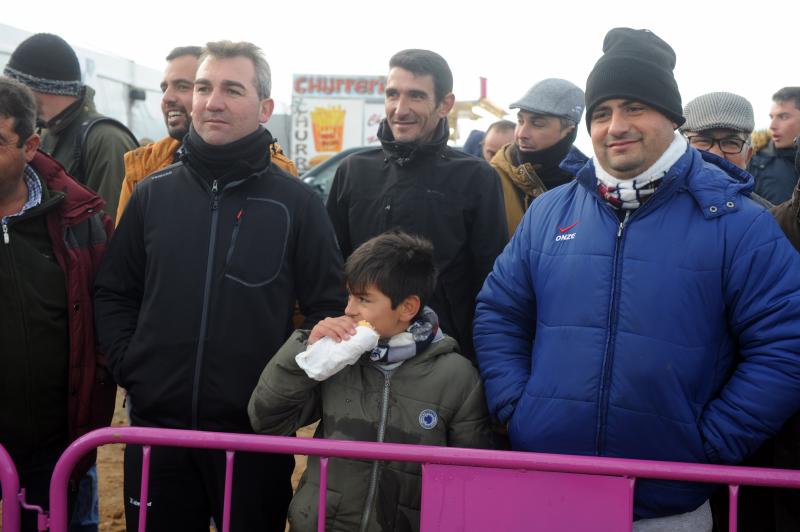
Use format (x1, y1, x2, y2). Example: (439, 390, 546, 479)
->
(248, 330, 492, 532)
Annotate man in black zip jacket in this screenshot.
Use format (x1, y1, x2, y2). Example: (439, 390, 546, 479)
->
(94, 41, 345, 532)
(326, 49, 508, 363)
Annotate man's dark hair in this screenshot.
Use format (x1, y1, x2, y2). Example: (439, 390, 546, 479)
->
(773, 87, 800, 111)
(559, 117, 577, 130)
(0, 76, 37, 147)
(521, 110, 576, 131)
(165, 46, 203, 62)
(345, 231, 437, 309)
(389, 49, 453, 104)
(486, 119, 515, 136)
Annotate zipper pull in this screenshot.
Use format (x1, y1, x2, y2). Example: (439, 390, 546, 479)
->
(2, 223, 9, 244)
(617, 211, 631, 238)
(211, 179, 219, 210)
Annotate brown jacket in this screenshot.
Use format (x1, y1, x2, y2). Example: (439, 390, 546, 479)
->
(490, 143, 549, 238)
(769, 181, 800, 532)
(772, 183, 800, 252)
(116, 135, 299, 225)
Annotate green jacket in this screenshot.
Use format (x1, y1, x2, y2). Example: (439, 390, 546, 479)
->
(39, 86, 138, 220)
(248, 330, 493, 532)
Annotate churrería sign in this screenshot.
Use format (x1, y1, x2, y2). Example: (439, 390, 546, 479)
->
(293, 75, 386, 98)
(291, 75, 386, 173)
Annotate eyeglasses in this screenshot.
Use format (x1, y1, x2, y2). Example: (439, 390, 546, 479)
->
(686, 135, 748, 155)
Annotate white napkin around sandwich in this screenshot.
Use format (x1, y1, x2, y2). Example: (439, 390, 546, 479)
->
(296, 324, 379, 381)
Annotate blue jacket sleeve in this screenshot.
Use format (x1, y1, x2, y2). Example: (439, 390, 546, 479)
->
(473, 216, 537, 424)
(701, 210, 800, 464)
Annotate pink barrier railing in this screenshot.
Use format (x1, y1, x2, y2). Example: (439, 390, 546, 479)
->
(35, 426, 800, 531)
(0, 443, 21, 531)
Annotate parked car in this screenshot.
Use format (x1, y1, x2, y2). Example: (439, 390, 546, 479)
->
(302, 146, 373, 202)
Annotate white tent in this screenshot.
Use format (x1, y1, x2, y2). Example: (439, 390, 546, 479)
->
(0, 23, 165, 142)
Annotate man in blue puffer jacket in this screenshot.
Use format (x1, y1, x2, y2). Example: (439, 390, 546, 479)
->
(474, 27, 800, 531)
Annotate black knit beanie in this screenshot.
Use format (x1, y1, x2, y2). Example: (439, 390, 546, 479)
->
(585, 28, 684, 131)
(3, 33, 83, 97)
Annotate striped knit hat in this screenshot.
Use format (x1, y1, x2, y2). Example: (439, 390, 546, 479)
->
(680, 92, 754, 134)
(3, 33, 83, 97)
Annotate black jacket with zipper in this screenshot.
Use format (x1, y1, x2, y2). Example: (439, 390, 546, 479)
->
(1, 178, 69, 456)
(748, 141, 798, 204)
(94, 142, 346, 432)
(326, 120, 508, 362)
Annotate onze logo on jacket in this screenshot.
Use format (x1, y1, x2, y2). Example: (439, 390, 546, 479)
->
(555, 220, 579, 241)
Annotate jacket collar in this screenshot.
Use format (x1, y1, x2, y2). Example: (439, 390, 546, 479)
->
(29, 150, 104, 224)
(759, 140, 798, 160)
(494, 142, 546, 198)
(690, 149, 755, 217)
(45, 86, 96, 135)
(130, 136, 182, 169)
(357, 333, 459, 369)
(565, 145, 754, 220)
(500, 144, 589, 198)
(377, 118, 449, 166)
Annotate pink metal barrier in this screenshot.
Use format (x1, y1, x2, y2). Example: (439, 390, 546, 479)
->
(0, 443, 22, 532)
(37, 426, 800, 531)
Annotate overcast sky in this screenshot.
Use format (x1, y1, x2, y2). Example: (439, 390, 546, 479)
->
(4, 0, 797, 151)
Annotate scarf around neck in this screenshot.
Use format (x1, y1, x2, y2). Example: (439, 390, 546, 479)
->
(183, 124, 272, 186)
(595, 131, 686, 210)
(511, 127, 578, 196)
(377, 118, 449, 165)
(369, 306, 443, 365)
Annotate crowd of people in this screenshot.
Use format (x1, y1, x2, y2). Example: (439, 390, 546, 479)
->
(0, 25, 799, 532)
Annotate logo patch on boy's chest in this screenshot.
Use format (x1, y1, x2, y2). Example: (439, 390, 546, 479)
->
(418, 409, 438, 430)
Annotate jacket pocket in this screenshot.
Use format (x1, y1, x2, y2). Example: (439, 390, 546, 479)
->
(507, 393, 525, 447)
(224, 198, 289, 287)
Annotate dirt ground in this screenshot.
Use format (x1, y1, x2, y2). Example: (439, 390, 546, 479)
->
(97, 389, 127, 532)
(97, 388, 313, 532)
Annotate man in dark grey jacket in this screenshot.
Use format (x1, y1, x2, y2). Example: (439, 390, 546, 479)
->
(326, 49, 507, 363)
(94, 41, 345, 532)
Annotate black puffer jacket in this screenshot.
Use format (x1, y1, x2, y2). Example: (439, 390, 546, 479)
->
(748, 141, 798, 204)
(94, 144, 346, 432)
(326, 120, 508, 362)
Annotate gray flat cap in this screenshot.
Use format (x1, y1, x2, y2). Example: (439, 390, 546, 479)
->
(510, 78, 585, 124)
(680, 92, 754, 134)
